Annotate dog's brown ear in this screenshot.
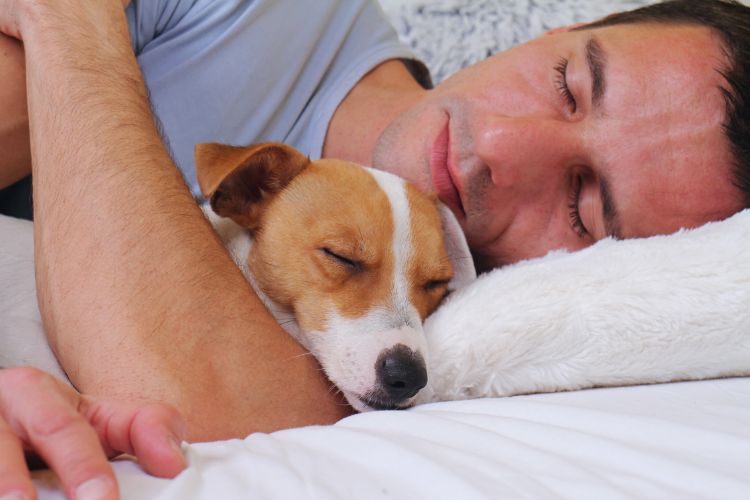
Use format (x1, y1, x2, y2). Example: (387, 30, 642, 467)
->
(195, 142, 310, 230)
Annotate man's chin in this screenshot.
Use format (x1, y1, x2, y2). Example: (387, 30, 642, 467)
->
(371, 105, 441, 193)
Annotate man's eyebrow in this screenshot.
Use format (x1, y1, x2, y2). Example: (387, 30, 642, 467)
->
(586, 36, 607, 112)
(600, 175, 622, 239)
(585, 37, 618, 238)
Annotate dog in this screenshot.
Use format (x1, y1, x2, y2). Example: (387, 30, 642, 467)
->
(195, 142, 475, 411)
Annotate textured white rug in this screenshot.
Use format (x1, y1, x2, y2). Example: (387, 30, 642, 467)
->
(379, 0, 654, 82)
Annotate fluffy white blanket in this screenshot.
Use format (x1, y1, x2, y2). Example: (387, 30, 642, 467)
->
(420, 209, 750, 402)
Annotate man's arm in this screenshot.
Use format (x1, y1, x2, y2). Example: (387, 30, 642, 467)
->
(6, 0, 350, 441)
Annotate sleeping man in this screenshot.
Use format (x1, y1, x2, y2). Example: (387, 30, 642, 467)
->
(0, 0, 749, 498)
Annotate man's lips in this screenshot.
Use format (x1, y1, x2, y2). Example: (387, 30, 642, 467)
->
(430, 120, 465, 217)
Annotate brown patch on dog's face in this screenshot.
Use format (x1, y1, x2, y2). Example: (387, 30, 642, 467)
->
(249, 160, 398, 333)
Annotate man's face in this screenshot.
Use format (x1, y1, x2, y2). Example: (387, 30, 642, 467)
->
(373, 23, 745, 269)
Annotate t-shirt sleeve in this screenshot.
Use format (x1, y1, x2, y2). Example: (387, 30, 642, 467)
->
(126, 0, 198, 54)
(123, 0, 424, 199)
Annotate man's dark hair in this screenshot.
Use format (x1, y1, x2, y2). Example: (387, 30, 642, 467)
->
(583, 0, 750, 209)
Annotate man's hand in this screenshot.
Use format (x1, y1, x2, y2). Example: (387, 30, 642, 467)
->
(0, 367, 186, 500)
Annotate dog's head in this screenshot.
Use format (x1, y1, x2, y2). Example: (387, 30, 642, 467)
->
(195, 142, 474, 411)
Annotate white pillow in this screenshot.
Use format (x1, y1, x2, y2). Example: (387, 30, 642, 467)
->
(419, 209, 750, 402)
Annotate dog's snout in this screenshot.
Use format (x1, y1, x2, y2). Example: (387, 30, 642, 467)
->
(376, 344, 427, 401)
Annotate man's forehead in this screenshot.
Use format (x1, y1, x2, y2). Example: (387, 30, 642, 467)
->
(573, 23, 731, 174)
(581, 23, 742, 237)
(588, 23, 729, 110)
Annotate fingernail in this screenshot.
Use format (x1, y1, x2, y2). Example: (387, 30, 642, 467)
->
(169, 436, 183, 452)
(75, 476, 113, 500)
(0, 492, 29, 500)
(169, 436, 187, 464)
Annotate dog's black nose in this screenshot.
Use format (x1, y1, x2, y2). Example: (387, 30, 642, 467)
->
(376, 344, 427, 401)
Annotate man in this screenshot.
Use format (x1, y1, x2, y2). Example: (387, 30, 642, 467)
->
(1, 0, 749, 498)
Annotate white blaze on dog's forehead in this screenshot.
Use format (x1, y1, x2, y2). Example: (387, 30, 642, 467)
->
(364, 167, 421, 328)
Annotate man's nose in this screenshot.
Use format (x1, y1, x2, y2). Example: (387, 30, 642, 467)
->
(474, 116, 580, 187)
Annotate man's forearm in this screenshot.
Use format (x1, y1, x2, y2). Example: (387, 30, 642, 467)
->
(20, 1, 349, 440)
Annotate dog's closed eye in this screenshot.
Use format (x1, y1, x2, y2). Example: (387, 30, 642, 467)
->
(320, 247, 363, 272)
(422, 278, 452, 308)
(423, 279, 450, 291)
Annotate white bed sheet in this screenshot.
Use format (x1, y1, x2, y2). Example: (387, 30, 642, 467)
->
(35, 377, 750, 499)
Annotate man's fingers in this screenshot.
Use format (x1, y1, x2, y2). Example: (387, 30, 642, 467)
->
(25, 411, 117, 500)
(0, 367, 118, 500)
(84, 398, 187, 478)
(0, 414, 34, 500)
(0, 366, 187, 500)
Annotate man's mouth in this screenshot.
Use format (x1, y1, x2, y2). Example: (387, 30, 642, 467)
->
(430, 118, 466, 218)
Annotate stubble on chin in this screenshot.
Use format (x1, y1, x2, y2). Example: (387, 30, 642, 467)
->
(463, 165, 512, 271)
(463, 165, 492, 219)
(371, 106, 434, 193)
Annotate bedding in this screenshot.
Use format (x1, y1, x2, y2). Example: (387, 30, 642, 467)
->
(34, 377, 750, 499)
(0, 215, 67, 381)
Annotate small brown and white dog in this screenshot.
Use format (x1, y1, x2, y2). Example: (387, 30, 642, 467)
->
(195, 142, 475, 412)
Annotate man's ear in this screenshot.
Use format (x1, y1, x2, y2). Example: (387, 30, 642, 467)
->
(194, 142, 310, 230)
(544, 22, 587, 36)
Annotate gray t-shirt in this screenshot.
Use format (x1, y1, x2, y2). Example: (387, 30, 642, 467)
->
(126, 0, 427, 197)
